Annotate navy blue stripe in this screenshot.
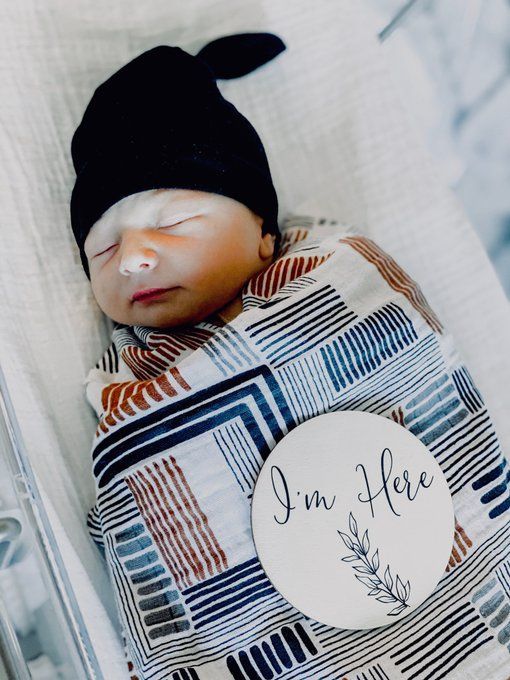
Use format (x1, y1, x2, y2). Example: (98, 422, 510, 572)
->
(269, 308, 356, 368)
(409, 397, 461, 436)
(187, 573, 269, 613)
(270, 633, 293, 669)
(93, 365, 294, 464)
(130, 565, 165, 584)
(473, 457, 508, 490)
(489, 494, 510, 519)
(239, 650, 263, 680)
(262, 641, 282, 674)
(294, 622, 318, 655)
(281, 626, 306, 662)
(144, 604, 186, 626)
(125, 550, 157, 571)
(328, 341, 351, 387)
(363, 313, 391, 361)
(114, 523, 145, 543)
(183, 557, 260, 596)
(193, 586, 277, 629)
(250, 645, 274, 679)
(148, 619, 190, 639)
(116, 535, 152, 557)
(192, 581, 276, 623)
(137, 577, 173, 596)
(227, 655, 247, 679)
(95, 367, 296, 487)
(245, 286, 335, 336)
(406, 374, 449, 410)
(139, 590, 180, 611)
(94, 396, 282, 487)
(261, 292, 346, 353)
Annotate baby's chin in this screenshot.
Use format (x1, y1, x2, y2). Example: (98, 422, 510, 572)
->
(108, 294, 222, 329)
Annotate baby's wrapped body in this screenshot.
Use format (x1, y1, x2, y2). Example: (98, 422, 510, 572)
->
(85, 215, 510, 680)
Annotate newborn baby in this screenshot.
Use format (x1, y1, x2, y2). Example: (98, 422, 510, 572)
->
(83, 188, 277, 330)
(71, 34, 509, 680)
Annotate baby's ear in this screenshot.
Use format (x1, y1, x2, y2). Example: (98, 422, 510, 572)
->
(259, 231, 276, 260)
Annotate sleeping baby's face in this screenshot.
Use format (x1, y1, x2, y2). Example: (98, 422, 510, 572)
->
(84, 189, 276, 329)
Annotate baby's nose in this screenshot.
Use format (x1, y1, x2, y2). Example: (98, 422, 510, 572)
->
(118, 235, 159, 276)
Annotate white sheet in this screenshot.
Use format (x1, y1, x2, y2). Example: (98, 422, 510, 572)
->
(1, 0, 509, 677)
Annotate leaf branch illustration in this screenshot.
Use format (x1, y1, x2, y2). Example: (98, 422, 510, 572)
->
(337, 512, 411, 616)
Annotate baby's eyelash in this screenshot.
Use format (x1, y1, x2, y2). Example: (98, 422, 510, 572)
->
(157, 219, 187, 229)
(93, 218, 194, 257)
(95, 243, 118, 257)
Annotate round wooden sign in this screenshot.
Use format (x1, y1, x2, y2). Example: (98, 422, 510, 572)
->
(251, 411, 455, 630)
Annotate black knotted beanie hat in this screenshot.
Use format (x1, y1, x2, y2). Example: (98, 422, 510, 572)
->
(70, 32, 286, 279)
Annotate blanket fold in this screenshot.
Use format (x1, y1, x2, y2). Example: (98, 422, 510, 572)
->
(85, 214, 510, 680)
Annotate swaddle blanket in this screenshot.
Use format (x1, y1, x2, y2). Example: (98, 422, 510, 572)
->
(85, 214, 510, 680)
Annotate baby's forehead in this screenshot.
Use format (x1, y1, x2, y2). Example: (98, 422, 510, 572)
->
(85, 188, 210, 243)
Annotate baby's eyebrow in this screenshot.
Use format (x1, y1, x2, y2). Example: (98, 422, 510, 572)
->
(157, 197, 205, 219)
(161, 195, 205, 208)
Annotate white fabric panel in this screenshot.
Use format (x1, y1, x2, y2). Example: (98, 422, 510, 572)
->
(0, 0, 508, 676)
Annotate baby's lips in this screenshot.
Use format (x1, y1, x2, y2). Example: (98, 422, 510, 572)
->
(131, 286, 175, 302)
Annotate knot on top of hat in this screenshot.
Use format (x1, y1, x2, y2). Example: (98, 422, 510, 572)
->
(196, 32, 286, 80)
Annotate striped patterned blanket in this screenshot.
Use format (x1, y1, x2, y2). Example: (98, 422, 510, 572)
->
(85, 215, 510, 680)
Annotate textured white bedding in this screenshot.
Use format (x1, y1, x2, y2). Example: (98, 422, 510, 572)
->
(0, 0, 508, 676)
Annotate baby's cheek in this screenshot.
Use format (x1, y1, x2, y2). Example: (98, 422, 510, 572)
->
(189, 265, 224, 296)
(184, 244, 224, 281)
(90, 275, 107, 306)
(96, 275, 112, 298)
(180, 237, 249, 300)
(90, 274, 120, 314)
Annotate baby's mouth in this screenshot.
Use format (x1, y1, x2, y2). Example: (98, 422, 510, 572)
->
(131, 287, 175, 303)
